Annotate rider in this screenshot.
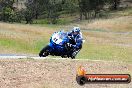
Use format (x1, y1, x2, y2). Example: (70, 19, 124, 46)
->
(67, 27, 83, 57)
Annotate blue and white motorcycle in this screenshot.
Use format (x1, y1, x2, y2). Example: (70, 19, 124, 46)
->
(39, 31, 76, 59)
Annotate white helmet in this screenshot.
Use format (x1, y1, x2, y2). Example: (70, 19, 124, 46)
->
(72, 27, 80, 33)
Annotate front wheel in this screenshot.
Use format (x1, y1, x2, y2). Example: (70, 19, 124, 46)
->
(39, 45, 50, 57)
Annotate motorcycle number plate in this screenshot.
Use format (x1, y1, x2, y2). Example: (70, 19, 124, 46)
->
(52, 34, 63, 45)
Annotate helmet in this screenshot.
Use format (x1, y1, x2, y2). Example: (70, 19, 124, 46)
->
(72, 27, 80, 33)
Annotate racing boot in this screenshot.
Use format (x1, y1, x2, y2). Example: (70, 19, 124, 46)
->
(71, 49, 81, 59)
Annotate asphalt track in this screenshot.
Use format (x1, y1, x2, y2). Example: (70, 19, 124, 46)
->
(0, 54, 119, 62)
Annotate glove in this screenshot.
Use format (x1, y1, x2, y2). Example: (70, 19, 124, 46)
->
(67, 43, 77, 48)
(67, 43, 73, 47)
(72, 45, 77, 48)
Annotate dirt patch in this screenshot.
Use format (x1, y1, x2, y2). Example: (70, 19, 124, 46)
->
(0, 59, 131, 88)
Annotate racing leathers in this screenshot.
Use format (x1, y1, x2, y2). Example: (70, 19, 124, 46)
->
(67, 31, 83, 57)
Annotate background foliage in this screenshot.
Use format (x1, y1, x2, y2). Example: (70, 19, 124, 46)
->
(0, 0, 130, 24)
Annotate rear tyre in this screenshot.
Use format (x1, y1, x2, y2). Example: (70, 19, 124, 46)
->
(71, 54, 75, 59)
(39, 45, 50, 57)
(61, 55, 67, 58)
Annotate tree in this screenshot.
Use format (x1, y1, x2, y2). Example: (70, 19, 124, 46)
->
(42, 0, 64, 24)
(90, 0, 106, 17)
(0, 0, 15, 22)
(2, 7, 12, 21)
(109, 0, 121, 10)
(78, 0, 88, 20)
(62, 0, 78, 14)
(78, 0, 106, 20)
(23, 0, 41, 24)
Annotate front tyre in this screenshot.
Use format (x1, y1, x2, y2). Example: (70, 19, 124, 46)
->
(39, 45, 50, 57)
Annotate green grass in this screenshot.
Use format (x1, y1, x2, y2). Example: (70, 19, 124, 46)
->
(0, 38, 32, 53)
(77, 43, 132, 62)
(0, 38, 49, 54)
(33, 39, 49, 53)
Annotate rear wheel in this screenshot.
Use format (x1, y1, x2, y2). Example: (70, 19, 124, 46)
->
(39, 45, 50, 57)
(71, 56, 75, 59)
(61, 55, 67, 58)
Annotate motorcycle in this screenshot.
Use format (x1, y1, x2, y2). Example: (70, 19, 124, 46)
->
(39, 31, 77, 59)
